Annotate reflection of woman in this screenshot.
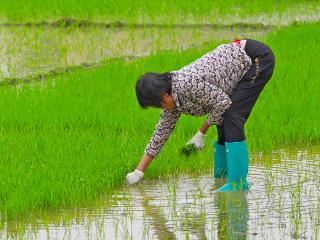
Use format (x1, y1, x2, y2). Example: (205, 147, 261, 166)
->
(215, 191, 249, 239)
(134, 187, 177, 239)
(127, 39, 275, 191)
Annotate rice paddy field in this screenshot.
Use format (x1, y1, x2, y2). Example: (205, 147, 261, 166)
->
(0, 1, 319, 239)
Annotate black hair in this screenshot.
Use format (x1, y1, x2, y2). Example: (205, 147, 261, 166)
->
(135, 72, 173, 108)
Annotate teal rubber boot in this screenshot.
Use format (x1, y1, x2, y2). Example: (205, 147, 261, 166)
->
(215, 140, 249, 192)
(213, 141, 227, 178)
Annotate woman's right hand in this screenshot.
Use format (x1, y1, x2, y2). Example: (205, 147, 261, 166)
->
(126, 169, 144, 186)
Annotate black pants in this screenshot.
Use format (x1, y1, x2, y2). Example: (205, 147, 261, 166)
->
(217, 39, 276, 144)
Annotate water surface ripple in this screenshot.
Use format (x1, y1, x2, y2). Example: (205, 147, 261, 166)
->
(1, 146, 319, 239)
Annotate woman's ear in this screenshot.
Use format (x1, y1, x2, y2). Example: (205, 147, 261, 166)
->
(160, 92, 170, 103)
(159, 93, 170, 109)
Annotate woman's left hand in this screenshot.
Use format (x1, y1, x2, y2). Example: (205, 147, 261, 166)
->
(186, 130, 205, 149)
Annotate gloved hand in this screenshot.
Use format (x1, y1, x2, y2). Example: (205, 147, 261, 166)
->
(186, 130, 205, 149)
(126, 169, 144, 186)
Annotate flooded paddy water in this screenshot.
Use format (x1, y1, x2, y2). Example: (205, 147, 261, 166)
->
(1, 146, 319, 239)
(0, 24, 270, 81)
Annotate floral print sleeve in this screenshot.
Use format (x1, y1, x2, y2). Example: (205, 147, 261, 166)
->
(187, 80, 232, 126)
(144, 109, 181, 158)
(203, 84, 232, 125)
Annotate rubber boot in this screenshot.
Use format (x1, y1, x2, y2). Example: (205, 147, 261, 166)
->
(215, 140, 249, 192)
(213, 141, 227, 178)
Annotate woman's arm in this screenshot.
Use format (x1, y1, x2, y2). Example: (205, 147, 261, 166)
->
(137, 153, 154, 172)
(199, 120, 211, 134)
(144, 109, 181, 158)
(126, 109, 181, 185)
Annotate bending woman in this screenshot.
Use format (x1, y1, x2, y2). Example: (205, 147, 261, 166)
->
(127, 39, 275, 191)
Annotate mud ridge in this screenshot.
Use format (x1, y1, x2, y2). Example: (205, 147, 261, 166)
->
(0, 18, 275, 30)
(0, 55, 139, 87)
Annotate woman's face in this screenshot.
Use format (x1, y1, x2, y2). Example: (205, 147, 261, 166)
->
(160, 93, 176, 112)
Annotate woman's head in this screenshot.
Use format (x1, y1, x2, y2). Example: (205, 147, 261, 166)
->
(136, 72, 175, 110)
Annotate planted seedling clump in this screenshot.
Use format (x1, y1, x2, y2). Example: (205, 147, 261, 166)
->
(180, 144, 199, 157)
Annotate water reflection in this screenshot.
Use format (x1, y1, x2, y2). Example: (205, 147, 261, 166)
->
(0, 146, 319, 239)
(213, 181, 249, 240)
(137, 187, 177, 239)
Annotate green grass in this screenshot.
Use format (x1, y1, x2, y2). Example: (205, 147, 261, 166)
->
(0, 22, 319, 218)
(0, 0, 318, 24)
(245, 23, 320, 150)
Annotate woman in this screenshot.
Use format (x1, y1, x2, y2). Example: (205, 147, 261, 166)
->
(127, 39, 275, 191)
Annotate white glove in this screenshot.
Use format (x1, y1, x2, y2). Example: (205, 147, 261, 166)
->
(126, 169, 144, 186)
(186, 130, 205, 149)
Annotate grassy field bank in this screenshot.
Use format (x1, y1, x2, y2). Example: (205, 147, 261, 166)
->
(0, 0, 319, 24)
(0, 23, 319, 218)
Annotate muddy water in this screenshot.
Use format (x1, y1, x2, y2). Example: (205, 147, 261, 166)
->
(0, 25, 270, 80)
(1, 146, 319, 239)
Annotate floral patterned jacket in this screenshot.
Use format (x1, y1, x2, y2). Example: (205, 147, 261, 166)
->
(145, 43, 252, 158)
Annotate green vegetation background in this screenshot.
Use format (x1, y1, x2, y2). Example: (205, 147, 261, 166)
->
(0, 22, 318, 217)
(0, 0, 318, 23)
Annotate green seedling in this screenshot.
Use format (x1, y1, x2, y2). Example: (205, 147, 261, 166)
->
(180, 144, 199, 157)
